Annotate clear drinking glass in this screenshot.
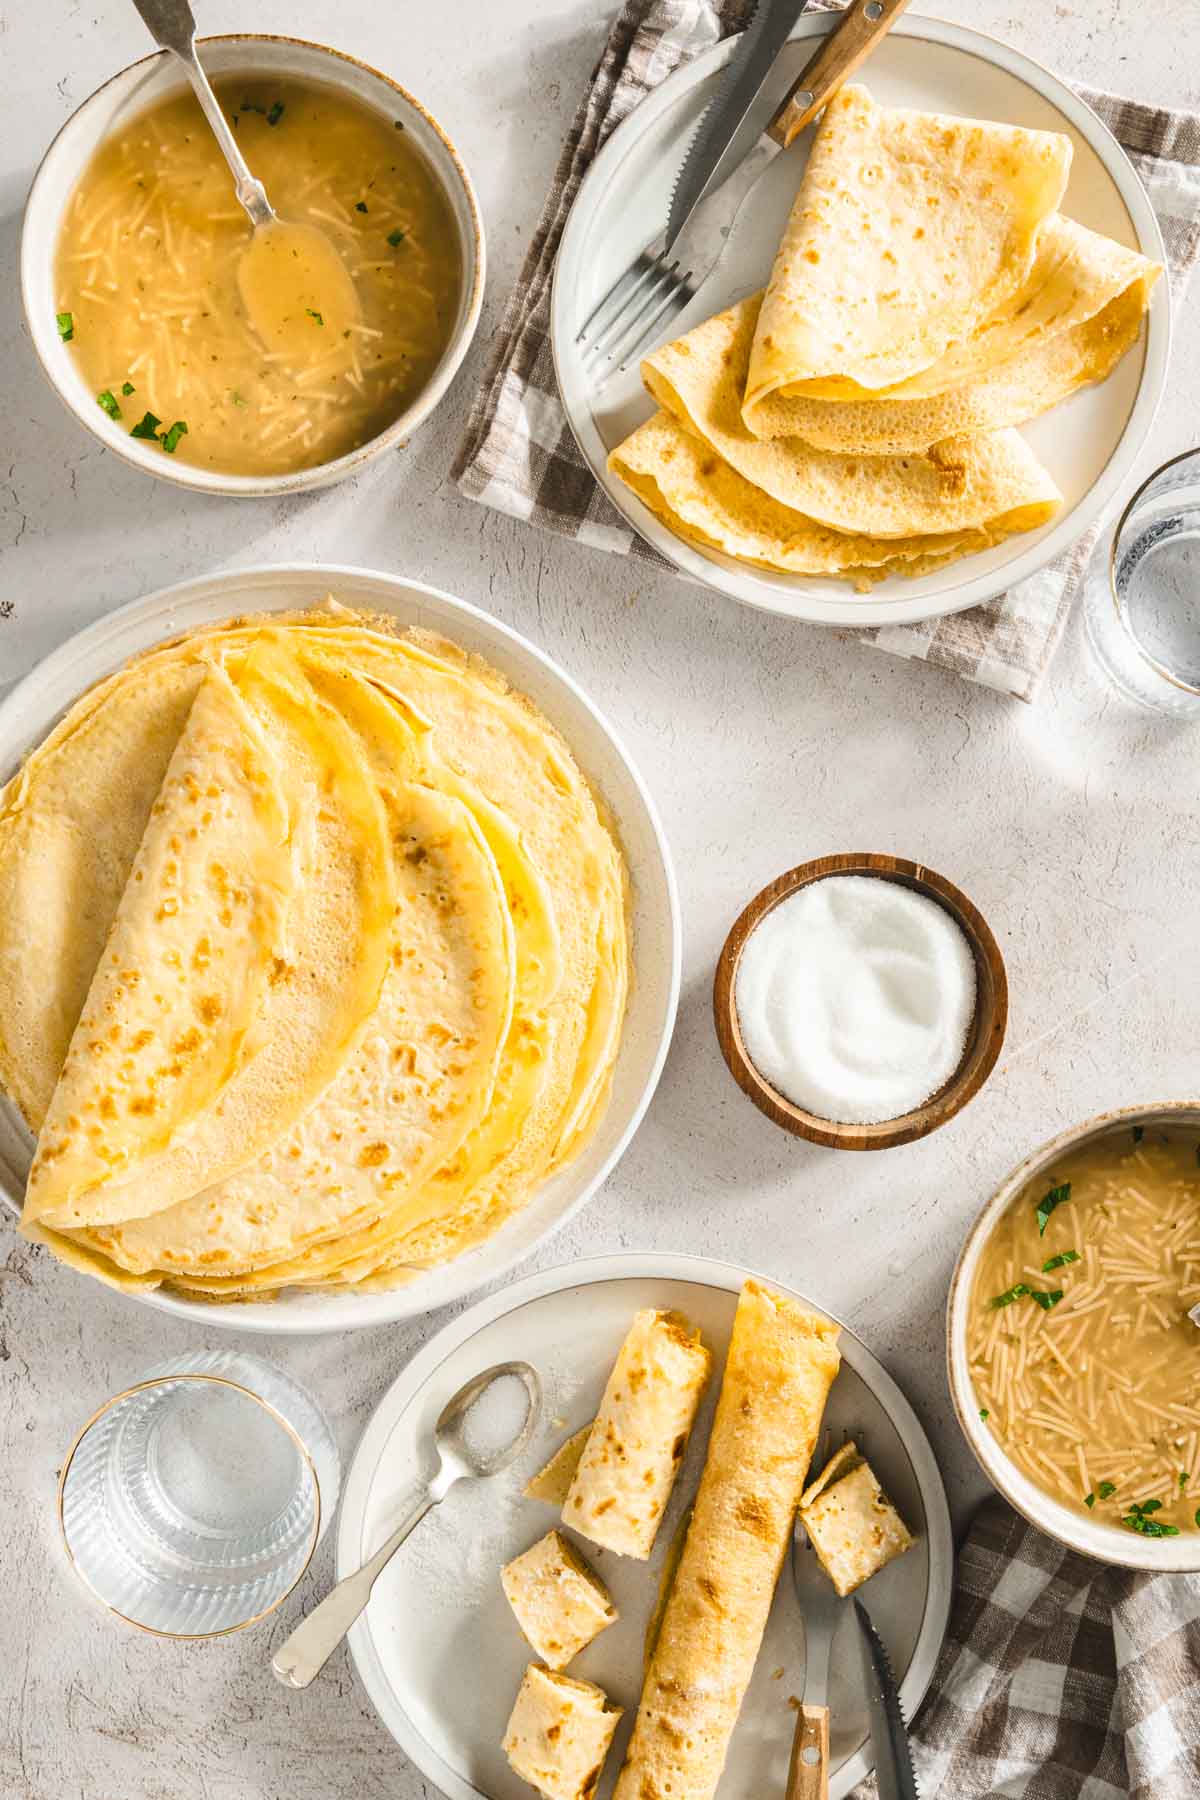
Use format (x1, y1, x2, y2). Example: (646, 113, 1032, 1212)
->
(1083, 447, 1200, 718)
(58, 1349, 339, 1638)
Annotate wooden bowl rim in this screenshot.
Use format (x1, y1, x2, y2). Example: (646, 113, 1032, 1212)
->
(712, 853, 1009, 1151)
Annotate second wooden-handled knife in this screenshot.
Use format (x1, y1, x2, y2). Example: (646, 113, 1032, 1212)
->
(666, 0, 816, 250)
(854, 1598, 921, 1800)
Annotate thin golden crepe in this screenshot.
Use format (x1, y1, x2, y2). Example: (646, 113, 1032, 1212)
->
(608, 409, 1061, 588)
(743, 84, 1073, 416)
(612, 1281, 841, 1800)
(641, 298, 1066, 536)
(744, 217, 1160, 449)
(3, 607, 629, 1300)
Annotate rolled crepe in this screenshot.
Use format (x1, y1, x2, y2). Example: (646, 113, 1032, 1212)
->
(743, 84, 1072, 417)
(564, 1309, 711, 1559)
(501, 1529, 616, 1669)
(504, 1664, 623, 1800)
(612, 1281, 841, 1800)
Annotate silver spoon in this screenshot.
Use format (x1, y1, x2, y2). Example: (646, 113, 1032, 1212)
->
(129, 0, 361, 357)
(272, 1360, 542, 1690)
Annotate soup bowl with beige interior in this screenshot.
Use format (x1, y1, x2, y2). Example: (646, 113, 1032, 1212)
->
(948, 1101, 1200, 1571)
(21, 36, 484, 496)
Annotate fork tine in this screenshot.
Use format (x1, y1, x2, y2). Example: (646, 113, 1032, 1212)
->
(586, 259, 680, 363)
(610, 270, 692, 370)
(576, 251, 662, 347)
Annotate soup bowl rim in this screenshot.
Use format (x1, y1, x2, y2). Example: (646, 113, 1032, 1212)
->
(19, 32, 486, 497)
(947, 1098, 1200, 1571)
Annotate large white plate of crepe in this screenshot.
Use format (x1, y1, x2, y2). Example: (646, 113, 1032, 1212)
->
(339, 1254, 953, 1800)
(551, 14, 1169, 626)
(0, 568, 680, 1333)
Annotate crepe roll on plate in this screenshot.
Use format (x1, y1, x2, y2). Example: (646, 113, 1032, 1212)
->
(563, 1308, 711, 1559)
(501, 1529, 617, 1669)
(504, 1664, 623, 1800)
(743, 84, 1073, 418)
(608, 409, 1061, 588)
(612, 1280, 841, 1800)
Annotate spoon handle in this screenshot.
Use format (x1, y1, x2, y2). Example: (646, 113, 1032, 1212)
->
(129, 0, 274, 227)
(272, 1489, 437, 1690)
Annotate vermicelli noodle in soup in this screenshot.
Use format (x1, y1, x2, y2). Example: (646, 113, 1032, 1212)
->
(969, 1123, 1200, 1538)
(54, 76, 462, 476)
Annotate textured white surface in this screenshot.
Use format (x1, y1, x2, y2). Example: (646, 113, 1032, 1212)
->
(1, 3, 1198, 1797)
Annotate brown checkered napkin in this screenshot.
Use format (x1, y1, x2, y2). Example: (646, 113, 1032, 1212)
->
(851, 1496, 1200, 1800)
(451, 0, 1200, 701)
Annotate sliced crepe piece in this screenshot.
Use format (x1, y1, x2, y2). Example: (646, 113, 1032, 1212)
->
(0, 656, 210, 1133)
(21, 662, 296, 1231)
(25, 639, 396, 1234)
(608, 409, 1061, 588)
(799, 1439, 915, 1596)
(73, 696, 516, 1280)
(744, 84, 1072, 418)
(502, 1529, 617, 1669)
(525, 1423, 595, 1504)
(642, 296, 1067, 538)
(504, 1665, 623, 1800)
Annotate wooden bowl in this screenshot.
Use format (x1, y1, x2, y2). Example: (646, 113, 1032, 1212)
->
(713, 853, 1008, 1151)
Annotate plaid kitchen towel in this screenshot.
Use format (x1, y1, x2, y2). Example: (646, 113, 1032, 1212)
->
(851, 1496, 1200, 1800)
(451, 0, 1200, 700)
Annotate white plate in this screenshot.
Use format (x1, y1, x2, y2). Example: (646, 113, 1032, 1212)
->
(0, 567, 680, 1335)
(552, 15, 1170, 628)
(339, 1254, 953, 1800)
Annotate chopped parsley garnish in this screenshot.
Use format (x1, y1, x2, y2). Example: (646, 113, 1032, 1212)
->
(1181, 1472, 1189, 1493)
(355, 200, 369, 213)
(988, 1282, 1062, 1312)
(979, 1408, 990, 1421)
(306, 308, 324, 326)
(130, 410, 162, 440)
(159, 420, 188, 454)
(121, 380, 135, 395)
(1087, 1480, 1118, 1505)
(990, 1283, 1031, 1309)
(387, 228, 406, 247)
(56, 311, 74, 341)
(1036, 1181, 1071, 1236)
(393, 118, 405, 129)
(1196, 1509, 1200, 1529)
(1132, 1124, 1145, 1144)
(1042, 1250, 1080, 1273)
(267, 102, 285, 126)
(96, 389, 121, 419)
(1122, 1499, 1180, 1538)
(1085, 1492, 1095, 1508)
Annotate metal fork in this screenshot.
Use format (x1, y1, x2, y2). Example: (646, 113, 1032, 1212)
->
(576, 0, 912, 374)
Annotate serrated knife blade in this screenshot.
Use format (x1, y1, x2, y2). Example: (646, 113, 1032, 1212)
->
(665, 0, 815, 250)
(854, 1598, 921, 1800)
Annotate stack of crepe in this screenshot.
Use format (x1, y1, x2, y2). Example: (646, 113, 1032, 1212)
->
(609, 85, 1160, 588)
(0, 608, 628, 1302)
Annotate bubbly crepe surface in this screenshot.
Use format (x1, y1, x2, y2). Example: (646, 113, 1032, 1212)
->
(1, 606, 629, 1301)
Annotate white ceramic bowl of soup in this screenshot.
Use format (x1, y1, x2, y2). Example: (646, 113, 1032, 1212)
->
(948, 1101, 1200, 1571)
(21, 36, 484, 496)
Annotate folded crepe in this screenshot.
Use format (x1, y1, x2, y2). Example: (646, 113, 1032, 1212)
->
(5, 610, 630, 1300)
(744, 217, 1160, 449)
(608, 408, 1061, 588)
(743, 84, 1073, 420)
(641, 297, 1069, 534)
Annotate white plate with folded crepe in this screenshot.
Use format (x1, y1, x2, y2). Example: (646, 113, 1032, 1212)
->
(338, 1253, 953, 1800)
(0, 567, 680, 1333)
(551, 14, 1169, 627)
